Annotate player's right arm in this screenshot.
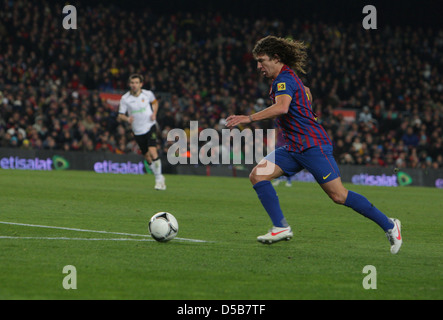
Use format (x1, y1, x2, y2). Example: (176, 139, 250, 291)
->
(117, 95, 134, 124)
(225, 95, 291, 128)
(117, 113, 134, 124)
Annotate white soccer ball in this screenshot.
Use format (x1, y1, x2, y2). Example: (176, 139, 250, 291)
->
(148, 212, 179, 242)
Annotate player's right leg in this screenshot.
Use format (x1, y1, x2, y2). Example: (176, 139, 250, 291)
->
(385, 218, 402, 254)
(251, 148, 299, 244)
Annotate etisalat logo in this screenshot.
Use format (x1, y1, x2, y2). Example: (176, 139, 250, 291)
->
(396, 170, 413, 186)
(351, 169, 413, 187)
(0, 155, 70, 171)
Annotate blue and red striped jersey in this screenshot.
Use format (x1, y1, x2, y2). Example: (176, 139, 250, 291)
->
(270, 65, 332, 152)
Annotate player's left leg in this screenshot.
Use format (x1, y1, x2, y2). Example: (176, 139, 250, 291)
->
(320, 177, 393, 229)
(148, 146, 166, 191)
(299, 145, 394, 232)
(320, 178, 402, 253)
(135, 131, 165, 190)
(308, 145, 402, 254)
(143, 126, 166, 191)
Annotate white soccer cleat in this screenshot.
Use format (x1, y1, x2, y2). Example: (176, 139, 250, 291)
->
(155, 181, 166, 191)
(257, 226, 293, 244)
(154, 176, 166, 191)
(386, 218, 402, 254)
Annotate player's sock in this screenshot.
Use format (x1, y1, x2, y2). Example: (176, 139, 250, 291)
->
(344, 191, 394, 231)
(149, 158, 163, 180)
(253, 180, 289, 228)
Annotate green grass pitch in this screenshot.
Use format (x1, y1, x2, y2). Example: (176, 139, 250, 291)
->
(0, 169, 442, 300)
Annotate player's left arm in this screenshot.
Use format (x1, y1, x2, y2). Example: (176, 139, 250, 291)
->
(304, 86, 312, 101)
(150, 99, 158, 121)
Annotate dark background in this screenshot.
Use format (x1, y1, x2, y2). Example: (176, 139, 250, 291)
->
(84, 0, 442, 27)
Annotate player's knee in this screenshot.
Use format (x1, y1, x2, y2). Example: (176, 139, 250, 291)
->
(249, 168, 267, 185)
(329, 191, 347, 205)
(249, 170, 259, 185)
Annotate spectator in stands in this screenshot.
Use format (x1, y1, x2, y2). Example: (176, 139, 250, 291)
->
(358, 106, 377, 128)
(402, 126, 419, 149)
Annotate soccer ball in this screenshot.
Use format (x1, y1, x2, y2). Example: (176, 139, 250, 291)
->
(148, 212, 179, 242)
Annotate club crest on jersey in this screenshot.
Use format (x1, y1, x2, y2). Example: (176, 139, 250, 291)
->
(277, 83, 286, 91)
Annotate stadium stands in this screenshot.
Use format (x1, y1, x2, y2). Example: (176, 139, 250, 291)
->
(1, 0, 442, 168)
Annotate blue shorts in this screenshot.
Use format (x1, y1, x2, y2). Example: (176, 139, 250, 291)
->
(264, 145, 340, 184)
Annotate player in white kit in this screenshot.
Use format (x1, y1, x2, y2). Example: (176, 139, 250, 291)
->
(118, 74, 166, 190)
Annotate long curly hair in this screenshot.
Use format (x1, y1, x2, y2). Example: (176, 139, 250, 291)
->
(252, 36, 308, 75)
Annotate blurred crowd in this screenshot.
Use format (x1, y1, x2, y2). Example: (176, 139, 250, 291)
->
(1, 0, 442, 169)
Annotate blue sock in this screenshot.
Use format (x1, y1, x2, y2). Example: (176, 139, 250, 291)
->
(253, 180, 288, 228)
(344, 191, 394, 231)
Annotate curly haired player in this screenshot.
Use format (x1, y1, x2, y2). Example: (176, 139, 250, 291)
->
(226, 36, 402, 253)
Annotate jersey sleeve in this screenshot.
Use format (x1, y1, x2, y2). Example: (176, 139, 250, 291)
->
(273, 74, 296, 100)
(118, 96, 128, 114)
(143, 89, 157, 103)
(150, 91, 157, 103)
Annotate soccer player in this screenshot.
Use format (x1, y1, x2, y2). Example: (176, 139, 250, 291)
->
(226, 36, 402, 254)
(118, 74, 166, 190)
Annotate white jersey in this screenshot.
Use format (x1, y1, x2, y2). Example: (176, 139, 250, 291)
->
(119, 89, 157, 135)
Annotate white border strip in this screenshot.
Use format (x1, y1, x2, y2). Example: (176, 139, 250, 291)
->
(0, 221, 210, 243)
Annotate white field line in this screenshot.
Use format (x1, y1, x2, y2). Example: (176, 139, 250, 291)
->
(0, 221, 210, 243)
(0, 236, 155, 242)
